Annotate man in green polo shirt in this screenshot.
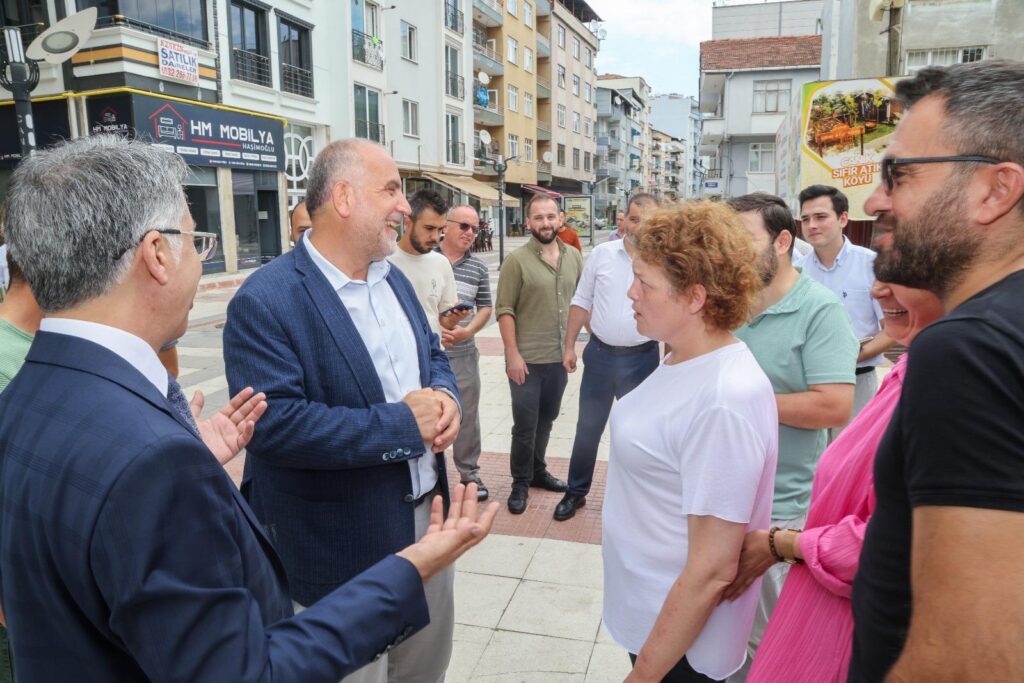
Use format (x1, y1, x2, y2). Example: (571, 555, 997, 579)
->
(728, 193, 858, 682)
(495, 194, 584, 515)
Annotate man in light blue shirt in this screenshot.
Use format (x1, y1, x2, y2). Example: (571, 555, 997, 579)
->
(796, 185, 895, 436)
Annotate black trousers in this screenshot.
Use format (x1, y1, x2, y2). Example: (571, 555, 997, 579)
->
(508, 362, 568, 486)
(629, 653, 721, 683)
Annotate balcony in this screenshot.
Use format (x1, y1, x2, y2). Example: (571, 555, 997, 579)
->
(536, 121, 551, 141)
(473, 84, 503, 127)
(474, 140, 499, 175)
(472, 0, 504, 27)
(472, 38, 503, 77)
(352, 29, 384, 70)
(355, 119, 386, 145)
(536, 0, 552, 15)
(537, 160, 552, 180)
(596, 165, 622, 179)
(446, 71, 465, 99)
(232, 48, 272, 88)
(281, 63, 314, 98)
(95, 14, 209, 49)
(596, 135, 622, 151)
(447, 140, 467, 165)
(536, 32, 550, 59)
(445, 4, 465, 35)
(536, 75, 551, 99)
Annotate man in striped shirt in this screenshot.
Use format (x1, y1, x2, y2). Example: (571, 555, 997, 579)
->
(438, 204, 494, 501)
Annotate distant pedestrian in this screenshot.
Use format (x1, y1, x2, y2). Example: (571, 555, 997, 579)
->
(608, 210, 626, 241)
(556, 211, 583, 252)
(289, 199, 312, 244)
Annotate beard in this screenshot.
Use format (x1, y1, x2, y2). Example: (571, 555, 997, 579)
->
(873, 174, 976, 295)
(530, 226, 558, 244)
(367, 218, 399, 262)
(757, 243, 779, 286)
(409, 229, 435, 254)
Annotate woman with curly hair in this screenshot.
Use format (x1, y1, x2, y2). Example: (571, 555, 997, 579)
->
(603, 201, 779, 683)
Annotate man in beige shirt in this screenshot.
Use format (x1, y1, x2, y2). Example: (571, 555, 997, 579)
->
(495, 195, 584, 514)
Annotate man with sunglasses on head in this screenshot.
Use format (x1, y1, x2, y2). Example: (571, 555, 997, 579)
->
(387, 190, 469, 348)
(438, 205, 494, 501)
(850, 60, 1024, 683)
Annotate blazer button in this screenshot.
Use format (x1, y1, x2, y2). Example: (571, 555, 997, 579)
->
(382, 453, 389, 461)
(403, 448, 411, 455)
(403, 494, 415, 503)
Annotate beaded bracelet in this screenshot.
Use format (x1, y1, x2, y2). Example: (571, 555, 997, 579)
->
(767, 526, 785, 562)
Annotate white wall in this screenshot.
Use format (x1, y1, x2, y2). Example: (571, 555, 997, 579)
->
(712, 0, 823, 40)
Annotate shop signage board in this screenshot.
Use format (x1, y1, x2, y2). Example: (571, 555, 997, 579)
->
(563, 195, 594, 241)
(158, 38, 200, 85)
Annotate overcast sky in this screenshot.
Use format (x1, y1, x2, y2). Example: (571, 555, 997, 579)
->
(586, 0, 712, 97)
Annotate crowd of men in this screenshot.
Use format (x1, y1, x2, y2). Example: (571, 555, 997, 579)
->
(0, 59, 1022, 682)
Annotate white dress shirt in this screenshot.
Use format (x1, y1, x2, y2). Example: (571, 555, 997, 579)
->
(304, 236, 437, 497)
(570, 240, 650, 347)
(39, 318, 169, 396)
(795, 237, 885, 367)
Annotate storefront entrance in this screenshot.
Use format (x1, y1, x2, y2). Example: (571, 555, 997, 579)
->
(232, 171, 281, 269)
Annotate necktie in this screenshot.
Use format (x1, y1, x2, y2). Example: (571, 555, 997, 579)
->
(166, 374, 201, 438)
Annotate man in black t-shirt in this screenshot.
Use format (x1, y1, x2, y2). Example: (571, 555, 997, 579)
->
(850, 60, 1024, 682)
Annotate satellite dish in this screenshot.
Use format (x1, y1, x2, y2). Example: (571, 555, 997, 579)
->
(477, 71, 491, 86)
(26, 7, 96, 65)
(542, 151, 553, 163)
(478, 130, 492, 145)
(612, 95, 621, 106)
(596, 28, 608, 40)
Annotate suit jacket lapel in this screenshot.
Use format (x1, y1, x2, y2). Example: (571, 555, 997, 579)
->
(294, 242, 387, 404)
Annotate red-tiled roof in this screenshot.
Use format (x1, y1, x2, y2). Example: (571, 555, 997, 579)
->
(700, 35, 822, 71)
(597, 73, 628, 80)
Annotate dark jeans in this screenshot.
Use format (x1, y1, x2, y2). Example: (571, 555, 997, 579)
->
(508, 362, 568, 486)
(629, 653, 720, 683)
(567, 338, 659, 496)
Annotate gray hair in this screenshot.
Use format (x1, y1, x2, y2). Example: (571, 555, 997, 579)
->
(305, 139, 381, 215)
(5, 136, 188, 312)
(447, 203, 478, 219)
(896, 60, 1024, 206)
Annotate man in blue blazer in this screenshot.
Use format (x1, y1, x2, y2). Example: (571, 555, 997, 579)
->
(224, 139, 464, 682)
(0, 136, 495, 683)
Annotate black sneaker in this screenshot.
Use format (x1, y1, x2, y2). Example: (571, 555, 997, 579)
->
(530, 471, 568, 492)
(553, 494, 586, 521)
(507, 485, 528, 514)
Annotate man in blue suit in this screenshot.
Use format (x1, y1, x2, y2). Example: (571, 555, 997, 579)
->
(0, 136, 496, 683)
(224, 139, 464, 683)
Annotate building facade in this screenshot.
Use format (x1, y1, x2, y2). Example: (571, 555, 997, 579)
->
(649, 129, 686, 203)
(650, 93, 706, 199)
(597, 74, 653, 196)
(594, 85, 641, 219)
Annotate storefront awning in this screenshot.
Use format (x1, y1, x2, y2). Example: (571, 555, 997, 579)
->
(522, 184, 562, 199)
(424, 172, 520, 207)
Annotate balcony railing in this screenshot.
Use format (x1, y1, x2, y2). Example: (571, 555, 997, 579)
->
(472, 39, 501, 63)
(352, 29, 384, 70)
(355, 119, 386, 145)
(475, 0, 503, 14)
(538, 160, 552, 174)
(706, 168, 722, 179)
(473, 83, 499, 112)
(281, 63, 314, 98)
(536, 75, 551, 95)
(537, 121, 551, 134)
(445, 4, 465, 34)
(446, 71, 465, 99)
(232, 48, 272, 88)
(96, 14, 210, 49)
(447, 140, 466, 165)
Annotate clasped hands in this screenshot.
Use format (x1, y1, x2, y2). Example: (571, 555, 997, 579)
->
(402, 388, 461, 452)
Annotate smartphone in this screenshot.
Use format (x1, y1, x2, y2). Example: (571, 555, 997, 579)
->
(441, 302, 473, 316)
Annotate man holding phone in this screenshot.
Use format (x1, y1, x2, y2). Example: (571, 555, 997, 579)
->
(388, 190, 470, 346)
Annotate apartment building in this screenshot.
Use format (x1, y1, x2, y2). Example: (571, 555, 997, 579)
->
(650, 129, 686, 203)
(594, 85, 642, 220)
(650, 93, 706, 199)
(597, 74, 653, 195)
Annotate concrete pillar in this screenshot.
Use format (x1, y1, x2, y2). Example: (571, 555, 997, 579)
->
(279, 171, 291, 253)
(217, 167, 239, 273)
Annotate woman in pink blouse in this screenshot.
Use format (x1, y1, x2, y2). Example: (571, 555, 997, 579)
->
(721, 281, 944, 682)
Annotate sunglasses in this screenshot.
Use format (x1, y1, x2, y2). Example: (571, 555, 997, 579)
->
(447, 220, 480, 233)
(880, 155, 1001, 192)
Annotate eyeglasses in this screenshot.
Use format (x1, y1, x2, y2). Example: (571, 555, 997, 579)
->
(447, 220, 480, 234)
(880, 155, 1001, 192)
(112, 228, 219, 262)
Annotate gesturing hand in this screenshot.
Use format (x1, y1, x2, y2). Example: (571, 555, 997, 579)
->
(721, 528, 777, 602)
(190, 387, 268, 466)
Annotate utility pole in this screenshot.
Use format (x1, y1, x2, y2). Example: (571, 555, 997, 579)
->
(886, 3, 903, 76)
(1, 27, 40, 160)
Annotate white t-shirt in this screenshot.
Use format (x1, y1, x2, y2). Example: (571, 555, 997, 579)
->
(387, 248, 459, 346)
(602, 341, 778, 680)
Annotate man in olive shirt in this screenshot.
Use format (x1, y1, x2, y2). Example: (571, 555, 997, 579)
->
(0, 253, 40, 393)
(496, 195, 584, 514)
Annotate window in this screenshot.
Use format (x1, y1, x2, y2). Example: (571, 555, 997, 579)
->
(572, 74, 580, 96)
(584, 151, 591, 172)
(753, 79, 791, 114)
(523, 1, 532, 27)
(403, 99, 419, 137)
(572, 111, 580, 133)
(445, 44, 463, 98)
(230, 1, 270, 86)
(400, 21, 417, 61)
(557, 104, 566, 128)
(584, 82, 592, 103)
(508, 133, 520, 158)
(572, 37, 580, 59)
(279, 17, 313, 97)
(352, 0, 381, 37)
(557, 64, 566, 88)
(507, 36, 518, 64)
(524, 46, 534, 72)
(556, 24, 565, 48)
(584, 116, 591, 137)
(446, 113, 463, 164)
(4, 0, 47, 32)
(82, 0, 207, 43)
(525, 138, 534, 162)
(507, 85, 519, 111)
(354, 83, 384, 143)
(557, 143, 566, 166)
(572, 147, 580, 169)
(508, 0, 517, 17)
(906, 46, 987, 73)
(749, 142, 775, 173)
(584, 47, 592, 69)
(525, 92, 534, 117)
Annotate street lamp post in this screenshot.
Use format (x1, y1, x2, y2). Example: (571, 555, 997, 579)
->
(1, 27, 41, 159)
(476, 127, 516, 267)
